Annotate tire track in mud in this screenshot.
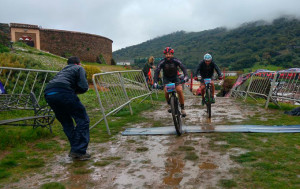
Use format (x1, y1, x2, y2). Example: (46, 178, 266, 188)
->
(7, 95, 266, 188)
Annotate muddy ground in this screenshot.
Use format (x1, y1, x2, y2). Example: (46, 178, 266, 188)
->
(7, 93, 270, 189)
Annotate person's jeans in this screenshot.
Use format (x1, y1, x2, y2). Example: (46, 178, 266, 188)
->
(45, 92, 90, 154)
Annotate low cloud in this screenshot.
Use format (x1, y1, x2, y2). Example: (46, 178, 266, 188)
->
(0, 0, 299, 51)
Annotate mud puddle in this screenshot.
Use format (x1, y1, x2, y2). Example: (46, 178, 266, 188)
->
(7, 94, 266, 188)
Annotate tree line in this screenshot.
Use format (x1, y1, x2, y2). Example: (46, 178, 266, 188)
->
(113, 16, 300, 71)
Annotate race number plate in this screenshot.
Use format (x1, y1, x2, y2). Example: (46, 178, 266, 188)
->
(166, 83, 175, 92)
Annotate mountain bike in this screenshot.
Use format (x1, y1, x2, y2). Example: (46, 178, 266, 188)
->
(194, 77, 220, 118)
(165, 83, 182, 136)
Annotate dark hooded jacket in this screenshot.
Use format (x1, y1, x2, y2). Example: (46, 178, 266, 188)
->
(45, 64, 88, 94)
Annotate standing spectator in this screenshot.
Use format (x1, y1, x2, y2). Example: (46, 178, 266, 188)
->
(142, 56, 156, 84)
(44, 56, 90, 161)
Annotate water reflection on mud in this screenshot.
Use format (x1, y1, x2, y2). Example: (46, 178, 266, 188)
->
(163, 157, 184, 186)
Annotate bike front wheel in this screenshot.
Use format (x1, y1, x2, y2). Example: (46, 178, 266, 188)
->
(170, 95, 182, 136)
(206, 89, 212, 118)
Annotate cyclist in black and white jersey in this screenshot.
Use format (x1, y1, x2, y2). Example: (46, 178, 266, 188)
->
(154, 47, 188, 116)
(194, 53, 223, 105)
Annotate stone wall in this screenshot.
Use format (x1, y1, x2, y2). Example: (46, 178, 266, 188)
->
(8, 23, 113, 64)
(40, 29, 112, 64)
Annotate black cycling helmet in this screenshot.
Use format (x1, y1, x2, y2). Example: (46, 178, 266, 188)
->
(163, 47, 174, 54)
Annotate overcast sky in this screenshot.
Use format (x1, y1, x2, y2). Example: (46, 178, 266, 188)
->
(1, 0, 300, 51)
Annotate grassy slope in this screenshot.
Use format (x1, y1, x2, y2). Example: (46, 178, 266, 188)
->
(1, 42, 128, 72)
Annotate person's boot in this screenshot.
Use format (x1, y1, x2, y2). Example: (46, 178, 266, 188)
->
(69, 152, 91, 161)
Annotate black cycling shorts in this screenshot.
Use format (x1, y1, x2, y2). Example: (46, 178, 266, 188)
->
(163, 76, 180, 86)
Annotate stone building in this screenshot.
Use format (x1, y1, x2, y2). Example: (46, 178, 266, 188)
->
(8, 23, 113, 64)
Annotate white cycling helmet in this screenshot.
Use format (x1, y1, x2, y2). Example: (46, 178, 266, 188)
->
(204, 53, 212, 61)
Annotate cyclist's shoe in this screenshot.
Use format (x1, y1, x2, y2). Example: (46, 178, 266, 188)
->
(201, 99, 205, 106)
(168, 108, 172, 113)
(181, 109, 186, 117)
(211, 97, 216, 103)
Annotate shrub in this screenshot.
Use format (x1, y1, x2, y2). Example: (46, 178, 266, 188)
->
(111, 58, 116, 65)
(218, 76, 237, 97)
(62, 52, 72, 58)
(96, 54, 106, 64)
(83, 65, 102, 84)
(0, 53, 45, 69)
(0, 44, 9, 53)
(0, 29, 10, 47)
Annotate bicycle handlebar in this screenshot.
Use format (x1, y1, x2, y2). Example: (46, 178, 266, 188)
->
(193, 76, 223, 81)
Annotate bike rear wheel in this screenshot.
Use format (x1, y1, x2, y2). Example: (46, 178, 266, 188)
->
(170, 95, 182, 136)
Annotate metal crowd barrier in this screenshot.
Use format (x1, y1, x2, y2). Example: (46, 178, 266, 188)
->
(230, 70, 300, 108)
(0, 66, 58, 109)
(91, 70, 153, 134)
(0, 67, 58, 131)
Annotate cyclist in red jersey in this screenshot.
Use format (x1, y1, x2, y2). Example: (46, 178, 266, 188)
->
(154, 47, 188, 116)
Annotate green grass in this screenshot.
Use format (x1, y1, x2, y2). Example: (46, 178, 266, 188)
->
(0, 160, 18, 168)
(23, 158, 45, 168)
(243, 96, 299, 111)
(236, 98, 300, 125)
(93, 161, 112, 167)
(184, 152, 198, 161)
(136, 147, 149, 152)
(34, 141, 62, 150)
(126, 139, 136, 143)
(0, 126, 53, 150)
(244, 62, 283, 73)
(178, 146, 195, 151)
(102, 156, 122, 161)
(83, 61, 129, 72)
(40, 182, 65, 189)
(92, 157, 122, 167)
(218, 179, 237, 188)
(208, 132, 300, 188)
(0, 169, 11, 179)
(207, 96, 300, 187)
(73, 168, 93, 175)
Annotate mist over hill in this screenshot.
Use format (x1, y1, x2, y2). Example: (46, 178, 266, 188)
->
(113, 17, 300, 71)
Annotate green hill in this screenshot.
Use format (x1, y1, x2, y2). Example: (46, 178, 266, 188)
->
(113, 17, 300, 71)
(0, 42, 129, 72)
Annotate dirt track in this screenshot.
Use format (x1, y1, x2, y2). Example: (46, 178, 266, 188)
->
(7, 94, 266, 189)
